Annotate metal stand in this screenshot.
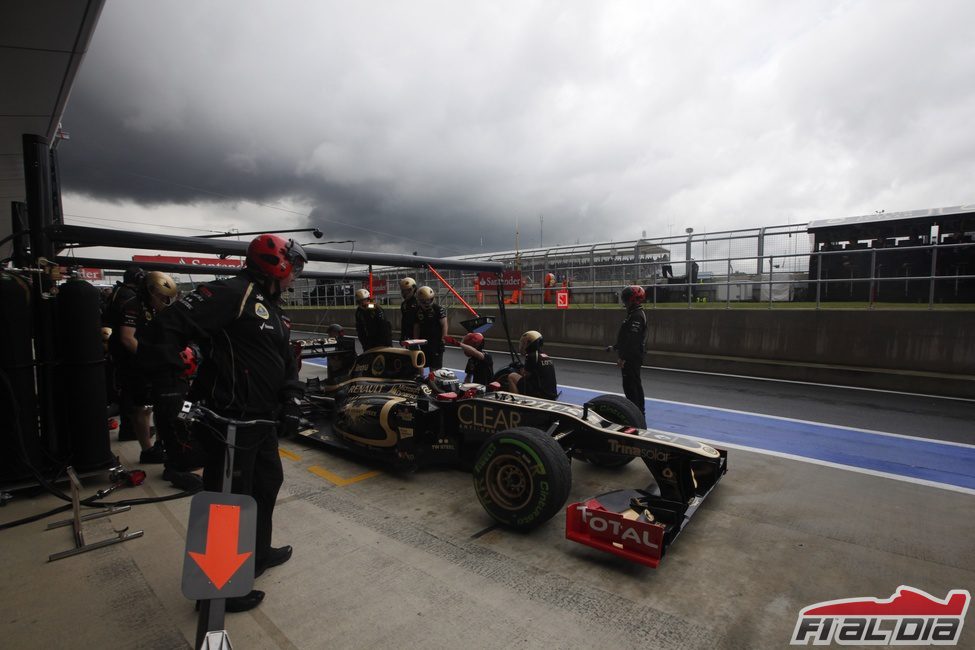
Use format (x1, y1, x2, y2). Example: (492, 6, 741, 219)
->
(46, 467, 143, 562)
(196, 421, 237, 650)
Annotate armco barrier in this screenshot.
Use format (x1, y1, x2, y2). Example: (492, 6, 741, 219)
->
(286, 307, 975, 398)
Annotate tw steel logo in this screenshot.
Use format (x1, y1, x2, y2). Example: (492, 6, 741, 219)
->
(791, 586, 971, 646)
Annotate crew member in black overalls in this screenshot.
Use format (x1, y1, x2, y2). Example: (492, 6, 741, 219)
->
(105, 266, 144, 441)
(507, 330, 558, 399)
(324, 323, 357, 383)
(399, 277, 418, 344)
(354, 288, 391, 352)
(115, 271, 180, 463)
(460, 332, 493, 385)
(141, 234, 306, 613)
(607, 285, 648, 416)
(413, 286, 447, 372)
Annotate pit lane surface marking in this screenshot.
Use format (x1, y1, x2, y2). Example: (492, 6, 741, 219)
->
(278, 448, 301, 461)
(308, 465, 382, 487)
(559, 383, 975, 495)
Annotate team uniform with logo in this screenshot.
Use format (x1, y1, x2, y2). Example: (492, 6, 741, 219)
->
(414, 303, 447, 371)
(141, 271, 302, 564)
(517, 350, 558, 400)
(355, 303, 392, 352)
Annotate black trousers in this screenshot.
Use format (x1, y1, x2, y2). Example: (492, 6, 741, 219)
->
(620, 356, 645, 415)
(198, 417, 283, 562)
(422, 344, 445, 371)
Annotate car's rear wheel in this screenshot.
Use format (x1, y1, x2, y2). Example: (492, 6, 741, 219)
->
(473, 426, 571, 530)
(576, 394, 646, 468)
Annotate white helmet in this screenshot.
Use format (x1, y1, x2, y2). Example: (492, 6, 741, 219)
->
(417, 285, 435, 308)
(355, 288, 371, 302)
(400, 277, 416, 298)
(431, 368, 459, 394)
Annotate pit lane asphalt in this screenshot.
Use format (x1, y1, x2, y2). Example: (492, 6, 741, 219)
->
(2, 343, 972, 649)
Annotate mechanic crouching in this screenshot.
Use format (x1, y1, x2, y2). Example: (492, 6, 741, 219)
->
(141, 234, 306, 613)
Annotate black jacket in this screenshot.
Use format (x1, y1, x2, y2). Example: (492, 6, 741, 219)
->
(613, 305, 648, 359)
(140, 271, 301, 416)
(355, 303, 392, 351)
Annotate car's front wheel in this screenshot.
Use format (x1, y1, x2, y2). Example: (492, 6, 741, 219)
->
(473, 426, 571, 530)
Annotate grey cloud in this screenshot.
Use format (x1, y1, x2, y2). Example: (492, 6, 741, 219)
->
(57, 0, 975, 258)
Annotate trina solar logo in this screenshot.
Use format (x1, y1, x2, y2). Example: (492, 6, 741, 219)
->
(791, 585, 971, 646)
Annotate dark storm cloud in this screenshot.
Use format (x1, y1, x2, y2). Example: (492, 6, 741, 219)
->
(58, 1, 975, 258)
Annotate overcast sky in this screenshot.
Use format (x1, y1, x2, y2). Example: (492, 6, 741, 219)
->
(58, 0, 975, 262)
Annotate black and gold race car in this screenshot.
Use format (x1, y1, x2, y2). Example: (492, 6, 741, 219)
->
(294, 340, 727, 568)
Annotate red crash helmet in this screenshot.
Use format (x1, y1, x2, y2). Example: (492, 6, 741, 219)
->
(462, 332, 485, 349)
(246, 234, 308, 279)
(621, 285, 646, 306)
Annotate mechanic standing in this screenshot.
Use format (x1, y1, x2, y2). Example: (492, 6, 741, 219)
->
(459, 332, 493, 384)
(354, 288, 392, 352)
(113, 270, 180, 463)
(413, 286, 448, 372)
(398, 277, 419, 344)
(607, 285, 648, 416)
(141, 234, 305, 613)
(507, 330, 558, 399)
(104, 266, 144, 441)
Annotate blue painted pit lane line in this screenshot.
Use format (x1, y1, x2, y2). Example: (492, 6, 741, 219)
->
(301, 358, 975, 494)
(555, 384, 975, 495)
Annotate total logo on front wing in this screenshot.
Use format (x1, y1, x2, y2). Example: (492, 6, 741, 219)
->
(791, 585, 971, 646)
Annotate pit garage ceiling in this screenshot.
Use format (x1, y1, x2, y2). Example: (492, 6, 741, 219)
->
(0, 0, 104, 258)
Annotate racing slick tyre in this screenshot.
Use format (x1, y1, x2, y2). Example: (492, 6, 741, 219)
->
(576, 394, 646, 468)
(473, 426, 571, 530)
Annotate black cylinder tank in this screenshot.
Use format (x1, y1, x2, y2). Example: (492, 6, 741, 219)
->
(55, 279, 114, 471)
(0, 272, 43, 483)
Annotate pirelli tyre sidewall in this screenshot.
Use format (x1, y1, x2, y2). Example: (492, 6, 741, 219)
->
(473, 426, 571, 530)
(578, 394, 646, 468)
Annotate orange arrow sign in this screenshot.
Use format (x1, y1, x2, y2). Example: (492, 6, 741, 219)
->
(187, 504, 251, 589)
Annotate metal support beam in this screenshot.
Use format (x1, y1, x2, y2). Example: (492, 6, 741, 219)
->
(48, 224, 505, 273)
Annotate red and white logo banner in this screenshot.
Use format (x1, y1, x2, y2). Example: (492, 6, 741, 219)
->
(791, 586, 971, 646)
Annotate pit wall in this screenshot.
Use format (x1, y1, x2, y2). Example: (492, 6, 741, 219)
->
(287, 307, 975, 398)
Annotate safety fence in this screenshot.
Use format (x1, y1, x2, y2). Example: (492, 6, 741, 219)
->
(283, 224, 975, 310)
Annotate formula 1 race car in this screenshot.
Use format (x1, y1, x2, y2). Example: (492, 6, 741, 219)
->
(294, 339, 728, 568)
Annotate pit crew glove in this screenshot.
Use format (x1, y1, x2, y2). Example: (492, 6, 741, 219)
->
(279, 398, 302, 438)
(179, 343, 202, 380)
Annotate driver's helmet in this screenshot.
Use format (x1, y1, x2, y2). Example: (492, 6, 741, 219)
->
(417, 286, 436, 309)
(430, 368, 460, 394)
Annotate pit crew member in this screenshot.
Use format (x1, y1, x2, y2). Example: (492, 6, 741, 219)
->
(399, 277, 419, 344)
(354, 288, 392, 352)
(140, 234, 305, 613)
(459, 332, 493, 385)
(507, 330, 558, 400)
(413, 285, 448, 372)
(606, 285, 648, 416)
